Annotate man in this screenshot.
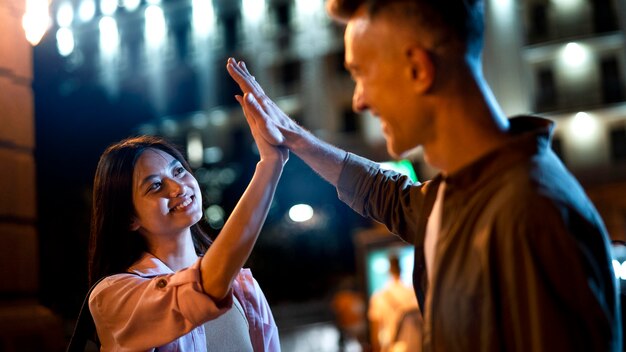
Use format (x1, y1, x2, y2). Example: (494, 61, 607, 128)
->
(369, 254, 421, 352)
(226, 0, 622, 350)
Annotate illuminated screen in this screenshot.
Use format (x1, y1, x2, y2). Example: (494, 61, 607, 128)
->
(379, 159, 418, 183)
(611, 241, 626, 292)
(365, 244, 414, 297)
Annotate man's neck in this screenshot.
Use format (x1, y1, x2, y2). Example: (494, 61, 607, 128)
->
(424, 71, 510, 175)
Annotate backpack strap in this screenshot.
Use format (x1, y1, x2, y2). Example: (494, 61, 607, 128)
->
(392, 308, 420, 343)
(66, 277, 107, 352)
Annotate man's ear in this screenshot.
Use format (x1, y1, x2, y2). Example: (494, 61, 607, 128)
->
(130, 218, 140, 231)
(406, 46, 435, 93)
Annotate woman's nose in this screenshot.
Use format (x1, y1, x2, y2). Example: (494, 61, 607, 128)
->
(167, 179, 185, 197)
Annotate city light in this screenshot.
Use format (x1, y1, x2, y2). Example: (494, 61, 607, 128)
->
(22, 0, 51, 46)
(145, 5, 166, 47)
(99, 16, 119, 54)
(242, 0, 265, 24)
(569, 112, 599, 143)
(205, 205, 225, 230)
(100, 0, 117, 16)
(78, 0, 96, 22)
(187, 132, 204, 168)
(192, 0, 215, 38)
(612, 260, 626, 280)
(561, 42, 589, 68)
(289, 204, 314, 223)
(56, 2, 74, 27)
(56, 27, 75, 56)
(123, 0, 141, 12)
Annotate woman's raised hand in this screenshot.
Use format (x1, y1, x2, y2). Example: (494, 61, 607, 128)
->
(227, 58, 302, 149)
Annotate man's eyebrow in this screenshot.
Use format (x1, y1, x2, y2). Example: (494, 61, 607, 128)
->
(139, 159, 180, 188)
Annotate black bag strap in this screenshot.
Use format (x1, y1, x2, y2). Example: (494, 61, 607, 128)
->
(66, 277, 107, 352)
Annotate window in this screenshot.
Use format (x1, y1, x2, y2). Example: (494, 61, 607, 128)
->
(535, 67, 557, 112)
(610, 125, 626, 162)
(528, 3, 548, 44)
(601, 56, 624, 104)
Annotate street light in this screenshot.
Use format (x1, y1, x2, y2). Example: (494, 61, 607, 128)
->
(22, 0, 51, 46)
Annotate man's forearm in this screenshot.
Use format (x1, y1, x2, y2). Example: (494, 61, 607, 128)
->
(285, 127, 348, 187)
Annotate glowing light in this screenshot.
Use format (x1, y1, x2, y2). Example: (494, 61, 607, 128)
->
(192, 0, 215, 37)
(99, 16, 119, 53)
(204, 147, 223, 164)
(187, 132, 204, 168)
(561, 42, 588, 68)
(621, 261, 626, 280)
(100, 0, 117, 16)
(551, 0, 582, 12)
(22, 0, 51, 46)
(570, 112, 599, 142)
(242, 0, 265, 24)
(123, 0, 141, 12)
(373, 256, 390, 274)
(78, 0, 96, 22)
(295, 0, 319, 16)
(145, 5, 166, 47)
(56, 2, 74, 27)
(205, 205, 225, 229)
(56, 27, 75, 56)
(288, 204, 314, 223)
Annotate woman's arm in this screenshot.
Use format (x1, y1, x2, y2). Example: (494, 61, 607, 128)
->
(199, 93, 288, 300)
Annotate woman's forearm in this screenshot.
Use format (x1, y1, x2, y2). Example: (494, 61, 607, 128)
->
(200, 159, 283, 300)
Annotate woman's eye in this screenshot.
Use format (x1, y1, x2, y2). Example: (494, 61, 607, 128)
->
(174, 166, 186, 177)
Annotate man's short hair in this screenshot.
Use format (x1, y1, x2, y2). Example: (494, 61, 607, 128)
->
(326, 0, 484, 57)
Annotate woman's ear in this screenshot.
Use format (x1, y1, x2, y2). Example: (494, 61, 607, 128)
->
(406, 46, 435, 93)
(130, 218, 140, 231)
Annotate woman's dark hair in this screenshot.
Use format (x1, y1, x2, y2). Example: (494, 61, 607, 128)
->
(88, 135, 212, 286)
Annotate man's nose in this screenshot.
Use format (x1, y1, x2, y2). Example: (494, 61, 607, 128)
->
(352, 83, 368, 113)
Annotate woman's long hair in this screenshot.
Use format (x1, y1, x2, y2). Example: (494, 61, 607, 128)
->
(88, 136, 212, 286)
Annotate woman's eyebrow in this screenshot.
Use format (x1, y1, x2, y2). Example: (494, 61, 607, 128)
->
(139, 159, 179, 188)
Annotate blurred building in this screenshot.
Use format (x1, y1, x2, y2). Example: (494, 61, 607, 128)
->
(45, 0, 626, 237)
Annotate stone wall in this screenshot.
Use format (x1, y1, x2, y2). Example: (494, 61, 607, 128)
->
(0, 1, 64, 351)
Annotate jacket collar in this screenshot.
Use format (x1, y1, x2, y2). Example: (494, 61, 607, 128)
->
(127, 253, 174, 277)
(441, 116, 554, 192)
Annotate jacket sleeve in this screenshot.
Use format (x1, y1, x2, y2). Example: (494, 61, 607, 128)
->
(336, 152, 427, 244)
(89, 258, 233, 350)
(233, 269, 281, 352)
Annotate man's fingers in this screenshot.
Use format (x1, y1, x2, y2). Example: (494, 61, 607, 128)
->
(242, 93, 285, 145)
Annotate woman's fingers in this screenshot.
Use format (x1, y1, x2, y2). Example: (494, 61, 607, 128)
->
(226, 58, 265, 96)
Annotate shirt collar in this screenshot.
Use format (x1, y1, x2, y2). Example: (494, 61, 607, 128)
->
(441, 116, 554, 191)
(127, 253, 174, 277)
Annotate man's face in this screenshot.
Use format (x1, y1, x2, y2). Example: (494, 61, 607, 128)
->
(344, 9, 433, 158)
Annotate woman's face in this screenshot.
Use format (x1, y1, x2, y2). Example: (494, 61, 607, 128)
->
(130, 148, 203, 239)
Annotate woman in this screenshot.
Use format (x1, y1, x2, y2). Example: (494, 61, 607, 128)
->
(88, 102, 287, 351)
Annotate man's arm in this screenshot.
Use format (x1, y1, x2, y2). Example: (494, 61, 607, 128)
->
(226, 58, 347, 186)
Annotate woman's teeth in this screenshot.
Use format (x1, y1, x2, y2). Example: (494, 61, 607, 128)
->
(172, 197, 192, 212)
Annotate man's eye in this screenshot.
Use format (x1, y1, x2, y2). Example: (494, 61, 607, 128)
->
(149, 182, 162, 191)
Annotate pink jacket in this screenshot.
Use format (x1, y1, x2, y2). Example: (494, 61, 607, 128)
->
(89, 254, 280, 351)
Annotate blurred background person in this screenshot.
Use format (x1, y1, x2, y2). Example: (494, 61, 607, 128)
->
(368, 254, 421, 352)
